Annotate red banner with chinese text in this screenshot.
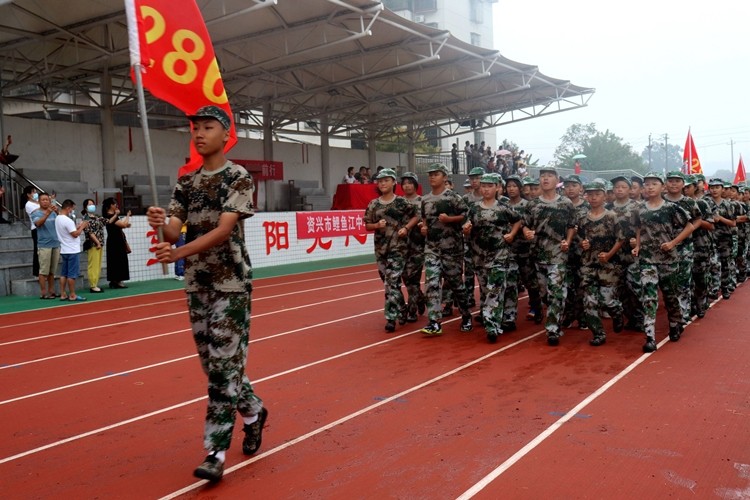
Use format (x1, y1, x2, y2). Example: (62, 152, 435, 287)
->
(296, 210, 367, 239)
(127, 0, 237, 177)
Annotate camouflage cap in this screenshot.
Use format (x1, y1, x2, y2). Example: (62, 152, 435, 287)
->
(522, 176, 540, 186)
(666, 170, 685, 181)
(400, 171, 419, 182)
(504, 175, 523, 187)
(684, 174, 697, 185)
(468, 167, 485, 177)
(480, 173, 499, 184)
(426, 163, 449, 175)
(374, 168, 397, 180)
(694, 173, 706, 183)
(630, 175, 644, 186)
(563, 174, 583, 184)
(707, 178, 725, 187)
(643, 171, 665, 184)
(584, 180, 607, 192)
(605, 180, 614, 191)
(723, 181, 732, 188)
(463, 179, 472, 187)
(187, 105, 231, 129)
(538, 166, 558, 176)
(610, 175, 632, 187)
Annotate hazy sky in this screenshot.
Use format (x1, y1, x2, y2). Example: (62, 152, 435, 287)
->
(492, 0, 750, 176)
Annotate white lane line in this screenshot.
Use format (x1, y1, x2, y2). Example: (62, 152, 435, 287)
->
(0, 315, 477, 464)
(0, 279, 381, 347)
(0, 309, 384, 405)
(455, 300, 719, 499)
(159, 329, 546, 499)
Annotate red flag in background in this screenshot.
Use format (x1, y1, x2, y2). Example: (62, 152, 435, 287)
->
(126, 0, 237, 177)
(683, 129, 703, 175)
(734, 156, 746, 185)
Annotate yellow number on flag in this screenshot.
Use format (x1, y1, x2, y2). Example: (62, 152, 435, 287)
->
(203, 57, 228, 104)
(163, 29, 205, 85)
(140, 6, 165, 44)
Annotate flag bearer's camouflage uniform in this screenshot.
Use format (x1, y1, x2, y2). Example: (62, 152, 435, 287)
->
(563, 195, 589, 327)
(169, 161, 263, 452)
(506, 186, 542, 324)
(687, 178, 715, 317)
(608, 194, 644, 329)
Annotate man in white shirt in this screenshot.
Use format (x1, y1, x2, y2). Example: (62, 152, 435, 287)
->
(54, 199, 88, 301)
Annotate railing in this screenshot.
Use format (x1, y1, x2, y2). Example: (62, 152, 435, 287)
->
(0, 157, 60, 224)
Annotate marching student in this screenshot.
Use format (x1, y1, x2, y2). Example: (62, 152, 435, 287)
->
(400, 171, 426, 322)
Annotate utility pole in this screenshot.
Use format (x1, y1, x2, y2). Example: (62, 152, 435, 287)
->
(730, 138, 735, 175)
(663, 133, 668, 173)
(647, 133, 652, 170)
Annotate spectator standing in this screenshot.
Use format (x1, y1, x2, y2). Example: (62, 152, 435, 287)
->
(342, 166, 357, 184)
(102, 198, 131, 289)
(24, 185, 40, 276)
(54, 199, 88, 301)
(81, 198, 106, 293)
(30, 192, 60, 298)
(0, 183, 9, 223)
(451, 143, 459, 174)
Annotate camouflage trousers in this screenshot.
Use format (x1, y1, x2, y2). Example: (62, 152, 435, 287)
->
(188, 291, 263, 452)
(618, 259, 644, 327)
(691, 250, 711, 315)
(536, 262, 568, 337)
(581, 264, 622, 337)
(425, 251, 469, 322)
(377, 252, 407, 321)
(463, 240, 476, 305)
(563, 257, 584, 325)
(476, 264, 509, 335)
(502, 260, 520, 323)
(708, 249, 721, 297)
(516, 254, 542, 315)
(402, 249, 425, 316)
(731, 234, 739, 289)
(675, 250, 693, 323)
(716, 236, 735, 293)
(737, 234, 748, 279)
(639, 262, 682, 340)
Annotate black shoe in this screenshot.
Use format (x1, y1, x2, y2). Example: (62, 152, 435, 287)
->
(385, 320, 396, 332)
(193, 453, 224, 482)
(417, 299, 426, 316)
(722, 291, 730, 300)
(578, 321, 589, 331)
(696, 310, 705, 319)
(708, 293, 719, 301)
(89, 287, 104, 293)
(398, 308, 408, 325)
(561, 318, 573, 329)
(534, 310, 543, 324)
(441, 305, 453, 318)
(668, 326, 680, 342)
(643, 339, 657, 353)
(406, 313, 418, 323)
(589, 335, 606, 347)
(474, 313, 484, 325)
(547, 335, 560, 346)
(468, 298, 476, 308)
(242, 407, 269, 455)
(501, 321, 516, 332)
(612, 315, 623, 333)
(420, 321, 443, 336)
(460, 315, 473, 332)
(487, 332, 498, 344)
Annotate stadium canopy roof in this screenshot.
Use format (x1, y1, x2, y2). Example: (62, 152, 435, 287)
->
(0, 0, 594, 143)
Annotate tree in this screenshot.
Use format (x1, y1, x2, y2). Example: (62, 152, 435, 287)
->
(640, 141, 682, 173)
(552, 124, 645, 173)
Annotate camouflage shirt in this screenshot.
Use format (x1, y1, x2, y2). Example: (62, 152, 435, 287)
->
(608, 199, 640, 265)
(421, 188, 468, 257)
(463, 191, 483, 206)
(363, 195, 416, 258)
(168, 161, 254, 293)
(692, 197, 715, 253)
(508, 198, 531, 257)
(577, 209, 624, 268)
(710, 198, 735, 239)
(568, 199, 590, 261)
(524, 195, 576, 265)
(633, 199, 690, 264)
(466, 199, 521, 267)
(663, 194, 702, 256)
(403, 194, 425, 252)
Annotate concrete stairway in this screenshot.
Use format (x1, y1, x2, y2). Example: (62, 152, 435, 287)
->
(18, 168, 92, 207)
(291, 180, 331, 211)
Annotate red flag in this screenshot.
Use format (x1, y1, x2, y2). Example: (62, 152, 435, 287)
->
(125, 0, 237, 177)
(734, 156, 746, 185)
(683, 129, 702, 175)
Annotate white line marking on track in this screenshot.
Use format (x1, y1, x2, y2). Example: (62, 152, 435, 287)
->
(158, 329, 546, 499)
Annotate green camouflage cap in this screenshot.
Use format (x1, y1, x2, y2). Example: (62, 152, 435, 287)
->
(666, 170, 685, 180)
(187, 105, 231, 129)
(522, 176, 539, 186)
(538, 166, 558, 176)
(480, 173, 499, 184)
(492, 173, 505, 185)
(374, 168, 397, 180)
(468, 167, 485, 176)
(694, 173, 706, 183)
(563, 174, 583, 184)
(723, 181, 732, 188)
(584, 180, 607, 192)
(610, 175, 632, 187)
(643, 171, 665, 184)
(707, 178, 724, 186)
(684, 174, 697, 185)
(400, 171, 419, 182)
(605, 180, 614, 191)
(463, 179, 472, 187)
(504, 175, 523, 187)
(426, 163, 449, 175)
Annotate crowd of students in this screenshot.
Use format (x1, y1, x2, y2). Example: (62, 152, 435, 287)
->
(363, 164, 749, 352)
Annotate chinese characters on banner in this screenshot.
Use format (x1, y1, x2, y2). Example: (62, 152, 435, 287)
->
(295, 210, 368, 254)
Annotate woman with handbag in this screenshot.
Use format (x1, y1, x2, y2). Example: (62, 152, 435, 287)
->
(102, 197, 131, 289)
(82, 198, 106, 293)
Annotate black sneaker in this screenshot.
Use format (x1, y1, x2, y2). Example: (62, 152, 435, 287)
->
(421, 321, 442, 336)
(242, 407, 269, 455)
(441, 305, 453, 318)
(468, 298, 476, 308)
(398, 307, 408, 325)
(696, 310, 705, 319)
(722, 291, 731, 300)
(668, 326, 681, 342)
(589, 334, 606, 347)
(385, 320, 396, 332)
(460, 315, 473, 332)
(501, 321, 516, 332)
(406, 313, 418, 323)
(486, 332, 498, 344)
(474, 313, 484, 325)
(547, 334, 560, 346)
(193, 453, 224, 482)
(612, 315, 624, 333)
(534, 310, 543, 324)
(643, 339, 657, 353)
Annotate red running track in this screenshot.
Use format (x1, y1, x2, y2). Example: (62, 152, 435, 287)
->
(1, 264, 748, 499)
